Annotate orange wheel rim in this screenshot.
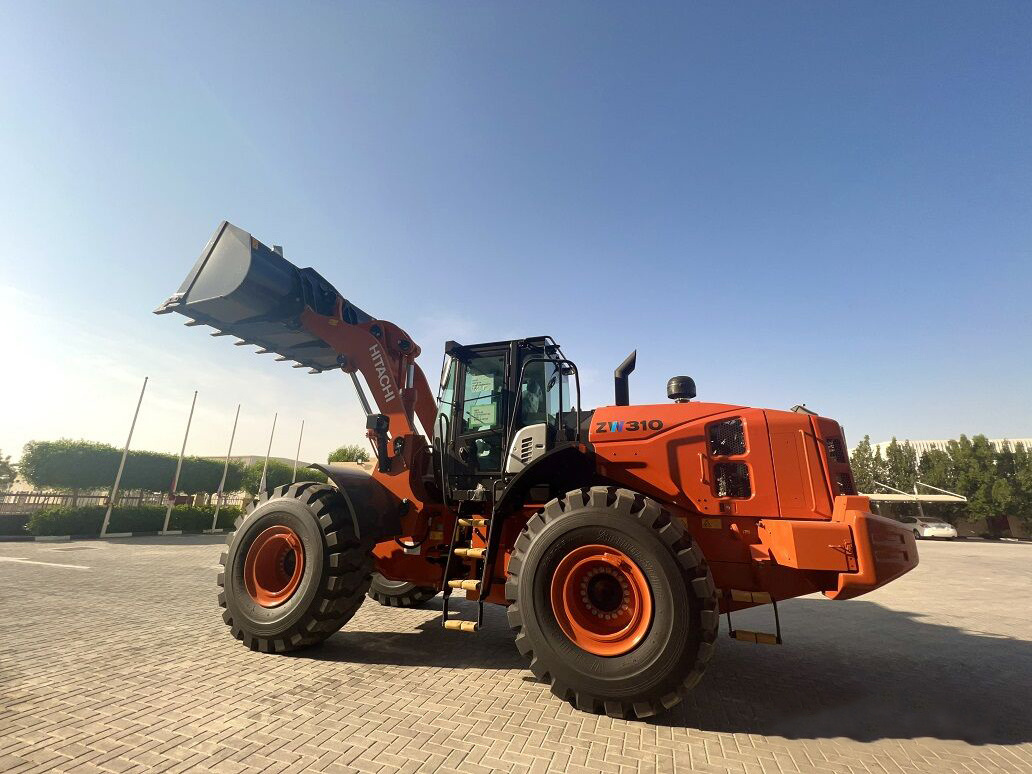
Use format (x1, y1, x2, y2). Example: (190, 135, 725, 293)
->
(243, 525, 305, 607)
(550, 544, 653, 656)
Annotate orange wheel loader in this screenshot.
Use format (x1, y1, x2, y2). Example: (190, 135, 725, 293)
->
(157, 222, 919, 719)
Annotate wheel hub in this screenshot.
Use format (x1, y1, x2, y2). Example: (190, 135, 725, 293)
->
(243, 525, 305, 607)
(550, 544, 653, 656)
(584, 570, 627, 615)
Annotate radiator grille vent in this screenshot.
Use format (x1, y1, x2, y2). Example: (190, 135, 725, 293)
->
(825, 437, 847, 463)
(519, 436, 535, 463)
(708, 418, 746, 456)
(715, 462, 751, 498)
(836, 472, 856, 495)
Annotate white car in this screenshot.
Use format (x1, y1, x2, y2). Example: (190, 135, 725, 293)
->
(897, 515, 958, 539)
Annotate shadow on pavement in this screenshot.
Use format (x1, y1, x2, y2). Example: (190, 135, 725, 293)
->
(98, 534, 229, 546)
(656, 598, 1032, 745)
(306, 598, 525, 670)
(310, 596, 1030, 745)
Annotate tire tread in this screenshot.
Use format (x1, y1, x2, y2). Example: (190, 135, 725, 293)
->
(217, 483, 373, 653)
(506, 485, 719, 720)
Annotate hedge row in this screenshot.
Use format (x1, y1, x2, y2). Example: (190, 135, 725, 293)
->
(0, 515, 30, 536)
(240, 459, 327, 495)
(25, 504, 245, 536)
(19, 440, 245, 494)
(19, 439, 328, 498)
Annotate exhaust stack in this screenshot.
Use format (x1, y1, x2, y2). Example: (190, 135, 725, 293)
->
(614, 350, 636, 406)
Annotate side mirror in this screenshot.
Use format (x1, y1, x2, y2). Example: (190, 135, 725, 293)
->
(667, 376, 696, 402)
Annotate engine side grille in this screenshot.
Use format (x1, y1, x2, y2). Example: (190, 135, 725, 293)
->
(714, 462, 751, 498)
(836, 472, 857, 495)
(825, 437, 847, 463)
(519, 436, 535, 463)
(709, 418, 746, 456)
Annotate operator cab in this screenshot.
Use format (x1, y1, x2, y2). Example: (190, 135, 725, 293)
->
(434, 336, 582, 498)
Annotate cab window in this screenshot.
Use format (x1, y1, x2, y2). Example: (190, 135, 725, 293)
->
(460, 355, 505, 434)
(545, 363, 573, 421)
(517, 359, 574, 431)
(516, 361, 549, 430)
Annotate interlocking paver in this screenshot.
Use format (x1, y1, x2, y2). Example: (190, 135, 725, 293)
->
(1, 538, 1030, 773)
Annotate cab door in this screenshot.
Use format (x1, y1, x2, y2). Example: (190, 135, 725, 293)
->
(435, 346, 510, 493)
(454, 349, 508, 479)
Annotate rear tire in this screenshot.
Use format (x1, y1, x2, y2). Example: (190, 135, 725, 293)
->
(218, 482, 373, 653)
(506, 486, 719, 719)
(367, 574, 438, 607)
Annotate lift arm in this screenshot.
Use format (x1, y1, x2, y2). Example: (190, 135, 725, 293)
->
(300, 303, 437, 439)
(155, 221, 438, 480)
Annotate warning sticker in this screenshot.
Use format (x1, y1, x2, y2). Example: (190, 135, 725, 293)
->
(468, 373, 494, 395)
(468, 403, 497, 428)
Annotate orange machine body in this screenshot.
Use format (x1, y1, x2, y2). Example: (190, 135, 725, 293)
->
(585, 403, 918, 609)
(367, 396, 918, 611)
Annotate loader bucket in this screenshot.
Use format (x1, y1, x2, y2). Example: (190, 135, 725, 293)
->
(155, 221, 371, 372)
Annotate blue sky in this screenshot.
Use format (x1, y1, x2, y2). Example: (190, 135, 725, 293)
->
(1, 2, 1030, 464)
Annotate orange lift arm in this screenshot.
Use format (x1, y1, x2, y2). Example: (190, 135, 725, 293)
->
(154, 221, 439, 490)
(300, 304, 438, 441)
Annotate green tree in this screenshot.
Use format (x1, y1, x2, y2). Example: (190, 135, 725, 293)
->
(871, 445, 888, 488)
(917, 447, 958, 522)
(19, 440, 244, 496)
(918, 448, 954, 489)
(0, 450, 16, 491)
(849, 436, 878, 493)
(328, 444, 370, 464)
(1011, 442, 1032, 528)
(947, 435, 1001, 530)
(241, 460, 327, 497)
(849, 434, 1032, 531)
(20, 440, 122, 491)
(883, 438, 918, 492)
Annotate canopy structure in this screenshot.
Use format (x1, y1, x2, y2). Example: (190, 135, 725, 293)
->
(862, 481, 967, 503)
(864, 493, 967, 502)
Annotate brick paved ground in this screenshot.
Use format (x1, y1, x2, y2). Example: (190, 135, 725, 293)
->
(1, 537, 1030, 774)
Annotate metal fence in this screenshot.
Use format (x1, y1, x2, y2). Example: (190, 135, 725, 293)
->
(0, 491, 249, 516)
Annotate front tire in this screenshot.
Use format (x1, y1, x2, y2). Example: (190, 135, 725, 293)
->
(506, 486, 719, 719)
(218, 482, 373, 653)
(367, 574, 438, 607)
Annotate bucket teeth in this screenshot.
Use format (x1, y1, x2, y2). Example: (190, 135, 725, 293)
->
(458, 518, 489, 528)
(453, 548, 486, 559)
(443, 620, 479, 632)
(448, 579, 481, 592)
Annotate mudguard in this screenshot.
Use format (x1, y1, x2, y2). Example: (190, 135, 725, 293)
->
(309, 463, 403, 543)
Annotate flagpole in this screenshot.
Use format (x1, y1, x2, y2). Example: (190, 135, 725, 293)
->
(207, 403, 241, 533)
(161, 390, 197, 535)
(101, 376, 148, 538)
(292, 419, 305, 483)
